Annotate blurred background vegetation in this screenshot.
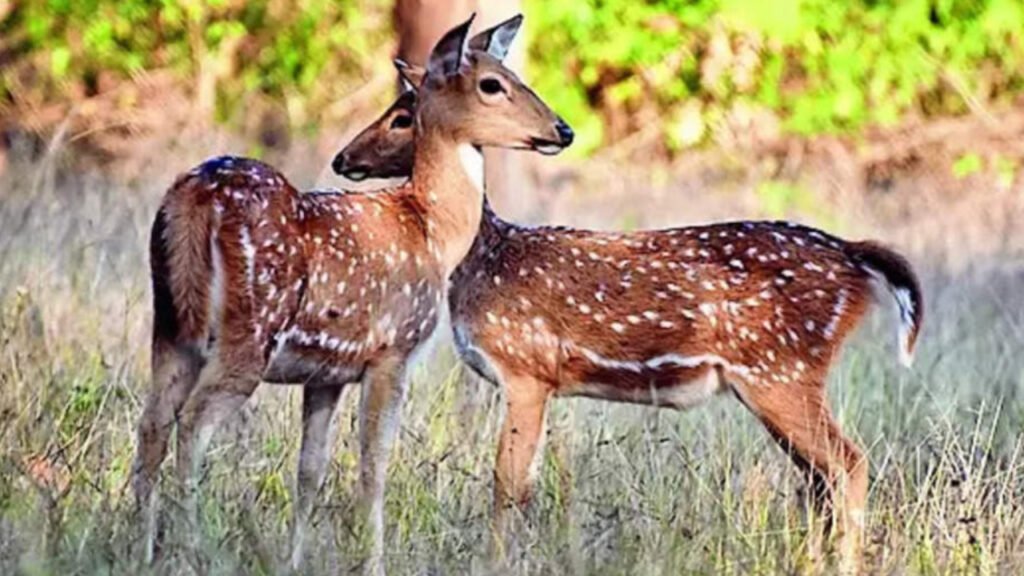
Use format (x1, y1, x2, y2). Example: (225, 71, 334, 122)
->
(2, 0, 1024, 157)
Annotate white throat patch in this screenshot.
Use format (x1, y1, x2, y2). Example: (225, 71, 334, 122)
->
(457, 144, 485, 195)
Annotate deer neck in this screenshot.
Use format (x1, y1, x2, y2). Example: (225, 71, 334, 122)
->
(410, 129, 486, 275)
(476, 195, 510, 248)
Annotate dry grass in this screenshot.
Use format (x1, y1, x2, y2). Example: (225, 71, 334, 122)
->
(1, 146, 1024, 575)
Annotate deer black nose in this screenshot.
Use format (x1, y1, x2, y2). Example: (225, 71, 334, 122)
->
(555, 119, 574, 147)
(331, 152, 348, 175)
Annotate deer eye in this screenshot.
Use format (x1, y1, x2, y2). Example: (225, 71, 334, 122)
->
(479, 78, 504, 95)
(390, 114, 413, 129)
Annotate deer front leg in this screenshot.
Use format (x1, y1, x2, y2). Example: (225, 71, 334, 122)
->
(492, 374, 550, 558)
(290, 383, 345, 571)
(357, 354, 408, 576)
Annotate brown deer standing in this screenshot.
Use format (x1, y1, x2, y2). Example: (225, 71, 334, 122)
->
(336, 82, 923, 574)
(131, 15, 572, 572)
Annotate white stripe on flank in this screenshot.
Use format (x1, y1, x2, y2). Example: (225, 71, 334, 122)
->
(577, 346, 751, 378)
(240, 225, 256, 289)
(208, 231, 225, 338)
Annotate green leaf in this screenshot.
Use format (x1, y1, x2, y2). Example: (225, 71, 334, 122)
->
(50, 47, 72, 78)
(952, 153, 983, 179)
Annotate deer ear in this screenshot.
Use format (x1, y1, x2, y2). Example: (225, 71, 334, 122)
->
(394, 59, 425, 92)
(467, 14, 523, 61)
(426, 13, 475, 78)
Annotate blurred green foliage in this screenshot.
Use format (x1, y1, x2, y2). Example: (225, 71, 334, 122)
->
(527, 0, 1024, 153)
(1, 0, 393, 125)
(952, 151, 983, 178)
(3, 0, 1024, 153)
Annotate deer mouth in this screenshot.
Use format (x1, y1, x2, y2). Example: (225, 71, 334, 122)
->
(340, 166, 370, 181)
(530, 138, 567, 156)
(331, 152, 370, 181)
(530, 120, 574, 155)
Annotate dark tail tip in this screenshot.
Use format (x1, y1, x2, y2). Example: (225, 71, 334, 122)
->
(848, 241, 924, 366)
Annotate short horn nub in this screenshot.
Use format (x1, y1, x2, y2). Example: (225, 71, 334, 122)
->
(846, 241, 924, 367)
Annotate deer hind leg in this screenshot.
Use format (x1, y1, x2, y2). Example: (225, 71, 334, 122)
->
(357, 353, 409, 576)
(492, 374, 551, 559)
(289, 383, 345, 572)
(132, 338, 204, 563)
(174, 353, 260, 544)
(734, 379, 867, 575)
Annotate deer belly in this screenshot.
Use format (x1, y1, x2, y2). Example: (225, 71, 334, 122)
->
(262, 325, 366, 386)
(262, 342, 364, 385)
(562, 366, 725, 410)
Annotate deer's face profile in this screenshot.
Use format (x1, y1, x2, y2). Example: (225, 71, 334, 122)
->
(332, 89, 417, 182)
(416, 45, 573, 155)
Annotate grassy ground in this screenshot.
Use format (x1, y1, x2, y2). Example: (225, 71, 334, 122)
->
(1, 150, 1024, 575)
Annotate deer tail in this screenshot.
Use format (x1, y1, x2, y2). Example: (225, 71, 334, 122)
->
(846, 241, 923, 367)
(151, 173, 216, 349)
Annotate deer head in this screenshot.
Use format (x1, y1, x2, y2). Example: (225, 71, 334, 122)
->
(414, 14, 572, 157)
(332, 15, 558, 182)
(332, 88, 417, 182)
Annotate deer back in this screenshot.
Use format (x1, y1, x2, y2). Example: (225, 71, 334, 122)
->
(449, 218, 915, 397)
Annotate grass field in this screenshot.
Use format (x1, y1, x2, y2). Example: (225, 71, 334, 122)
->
(1, 150, 1024, 575)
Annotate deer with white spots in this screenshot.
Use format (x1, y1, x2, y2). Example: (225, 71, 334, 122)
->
(131, 14, 571, 573)
(336, 77, 923, 576)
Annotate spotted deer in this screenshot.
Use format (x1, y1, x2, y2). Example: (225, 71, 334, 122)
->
(131, 14, 572, 572)
(336, 81, 923, 575)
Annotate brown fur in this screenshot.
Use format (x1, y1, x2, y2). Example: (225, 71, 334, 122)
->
(450, 213, 913, 573)
(449, 218, 882, 389)
(159, 174, 214, 345)
(337, 89, 924, 573)
(131, 15, 570, 571)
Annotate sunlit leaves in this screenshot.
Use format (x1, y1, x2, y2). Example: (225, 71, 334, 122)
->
(526, 0, 1024, 151)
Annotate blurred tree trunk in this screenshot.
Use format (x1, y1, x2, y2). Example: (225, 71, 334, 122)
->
(393, 0, 531, 219)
